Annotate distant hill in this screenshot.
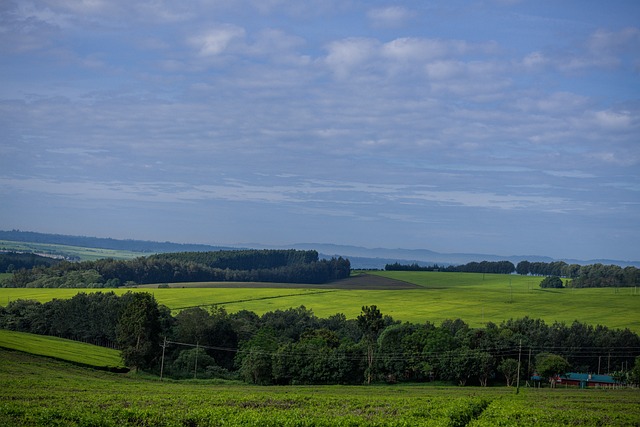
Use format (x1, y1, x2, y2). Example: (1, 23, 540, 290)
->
(257, 243, 640, 269)
(2, 230, 638, 269)
(0, 230, 234, 254)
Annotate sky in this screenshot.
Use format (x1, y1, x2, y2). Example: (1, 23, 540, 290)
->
(1, 0, 639, 261)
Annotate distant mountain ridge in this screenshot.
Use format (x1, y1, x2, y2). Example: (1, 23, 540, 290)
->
(2, 230, 638, 269)
(267, 243, 640, 269)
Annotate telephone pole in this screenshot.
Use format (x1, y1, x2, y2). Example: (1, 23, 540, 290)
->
(516, 339, 522, 394)
(160, 337, 167, 381)
(526, 347, 532, 387)
(194, 342, 199, 379)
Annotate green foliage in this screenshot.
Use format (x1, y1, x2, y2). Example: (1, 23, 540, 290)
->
(2, 270, 638, 335)
(0, 252, 61, 272)
(387, 260, 516, 274)
(536, 353, 570, 380)
(357, 305, 385, 384)
(3, 249, 351, 288)
(237, 328, 281, 384)
(116, 292, 163, 370)
(2, 349, 640, 427)
(539, 276, 563, 288)
(0, 329, 123, 369)
(629, 356, 640, 386)
(171, 347, 218, 378)
(498, 358, 519, 387)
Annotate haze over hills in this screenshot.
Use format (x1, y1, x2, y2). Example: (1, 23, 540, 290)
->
(1, 230, 638, 269)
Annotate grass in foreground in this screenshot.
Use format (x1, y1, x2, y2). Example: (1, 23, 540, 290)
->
(0, 329, 124, 370)
(1, 349, 638, 426)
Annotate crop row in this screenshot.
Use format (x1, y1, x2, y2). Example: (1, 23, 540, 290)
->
(2, 350, 639, 426)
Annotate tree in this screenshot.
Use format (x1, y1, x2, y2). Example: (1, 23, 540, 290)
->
(172, 347, 217, 379)
(498, 358, 519, 387)
(540, 276, 563, 289)
(476, 352, 495, 387)
(536, 353, 570, 387)
(357, 305, 384, 384)
(516, 261, 531, 275)
(116, 292, 162, 371)
(237, 328, 280, 385)
(629, 356, 640, 387)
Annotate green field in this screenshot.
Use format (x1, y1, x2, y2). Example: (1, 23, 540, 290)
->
(1, 271, 638, 332)
(0, 329, 124, 370)
(1, 349, 638, 426)
(0, 240, 145, 261)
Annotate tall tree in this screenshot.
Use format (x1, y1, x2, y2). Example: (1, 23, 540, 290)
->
(357, 305, 384, 384)
(116, 292, 162, 371)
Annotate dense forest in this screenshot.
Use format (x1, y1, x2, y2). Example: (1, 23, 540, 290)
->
(0, 250, 351, 288)
(0, 252, 62, 272)
(1, 292, 639, 386)
(386, 261, 640, 288)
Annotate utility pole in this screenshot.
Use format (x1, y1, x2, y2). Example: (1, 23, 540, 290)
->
(516, 339, 522, 394)
(607, 353, 611, 374)
(160, 337, 167, 381)
(194, 342, 199, 379)
(526, 347, 532, 387)
(598, 356, 601, 375)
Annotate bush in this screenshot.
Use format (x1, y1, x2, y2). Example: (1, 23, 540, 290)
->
(540, 276, 563, 289)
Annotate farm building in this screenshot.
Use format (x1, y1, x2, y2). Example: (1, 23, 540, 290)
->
(559, 373, 616, 388)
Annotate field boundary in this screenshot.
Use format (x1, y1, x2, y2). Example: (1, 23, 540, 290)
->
(0, 329, 127, 372)
(173, 289, 337, 310)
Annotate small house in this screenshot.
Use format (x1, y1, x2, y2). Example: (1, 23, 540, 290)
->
(559, 373, 616, 388)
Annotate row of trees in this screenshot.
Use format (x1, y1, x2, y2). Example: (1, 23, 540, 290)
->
(0, 250, 351, 288)
(2, 294, 639, 386)
(516, 261, 640, 288)
(385, 261, 516, 274)
(385, 260, 640, 288)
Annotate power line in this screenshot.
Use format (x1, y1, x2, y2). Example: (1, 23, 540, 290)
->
(160, 340, 639, 362)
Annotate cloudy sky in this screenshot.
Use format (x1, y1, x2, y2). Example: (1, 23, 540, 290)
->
(1, 1, 639, 261)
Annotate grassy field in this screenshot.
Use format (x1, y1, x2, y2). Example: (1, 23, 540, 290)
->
(0, 329, 124, 370)
(1, 271, 638, 332)
(1, 349, 638, 426)
(0, 239, 145, 261)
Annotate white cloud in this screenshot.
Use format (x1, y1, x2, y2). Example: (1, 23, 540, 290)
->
(367, 6, 413, 28)
(593, 110, 632, 130)
(324, 37, 379, 78)
(43, 0, 111, 15)
(515, 92, 589, 113)
(189, 24, 246, 57)
(382, 38, 468, 62)
(588, 27, 640, 53)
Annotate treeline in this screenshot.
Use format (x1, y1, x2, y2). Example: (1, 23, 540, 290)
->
(386, 261, 515, 274)
(516, 261, 640, 288)
(0, 252, 62, 272)
(386, 260, 640, 288)
(1, 294, 639, 386)
(0, 250, 351, 288)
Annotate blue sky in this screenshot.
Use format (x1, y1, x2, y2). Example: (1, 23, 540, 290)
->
(1, 0, 639, 261)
